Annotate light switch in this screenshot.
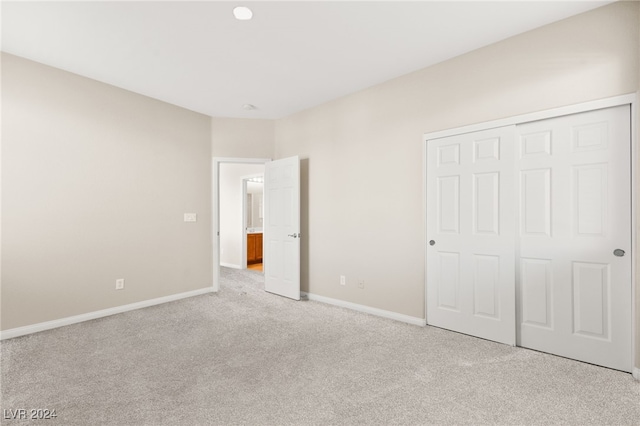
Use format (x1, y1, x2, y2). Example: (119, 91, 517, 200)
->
(184, 213, 197, 222)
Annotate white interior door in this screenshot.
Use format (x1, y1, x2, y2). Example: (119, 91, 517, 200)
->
(516, 105, 632, 372)
(264, 156, 300, 300)
(427, 126, 516, 345)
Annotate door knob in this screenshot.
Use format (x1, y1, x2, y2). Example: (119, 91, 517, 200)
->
(288, 233, 299, 238)
(429, 240, 436, 246)
(613, 249, 625, 257)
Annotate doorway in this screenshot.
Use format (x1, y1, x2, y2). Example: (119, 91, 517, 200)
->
(212, 158, 270, 292)
(212, 156, 302, 300)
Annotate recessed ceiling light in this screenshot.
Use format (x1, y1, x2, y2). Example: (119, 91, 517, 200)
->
(233, 6, 253, 21)
(242, 104, 257, 111)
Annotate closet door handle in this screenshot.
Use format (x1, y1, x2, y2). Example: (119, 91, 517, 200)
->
(613, 249, 625, 257)
(429, 240, 436, 246)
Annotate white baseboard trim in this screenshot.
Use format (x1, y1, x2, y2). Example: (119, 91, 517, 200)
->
(0, 287, 214, 340)
(633, 367, 640, 381)
(220, 262, 241, 269)
(301, 292, 426, 327)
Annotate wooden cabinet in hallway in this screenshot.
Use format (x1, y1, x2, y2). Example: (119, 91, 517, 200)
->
(247, 233, 263, 264)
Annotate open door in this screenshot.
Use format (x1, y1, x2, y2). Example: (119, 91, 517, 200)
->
(264, 156, 300, 300)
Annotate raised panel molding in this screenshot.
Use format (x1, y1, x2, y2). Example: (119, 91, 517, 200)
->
(283, 163, 294, 181)
(437, 252, 460, 311)
(573, 164, 608, 237)
(473, 255, 500, 319)
(473, 173, 500, 235)
(438, 144, 460, 167)
(520, 258, 553, 328)
(268, 240, 282, 279)
(283, 188, 293, 226)
(572, 262, 610, 340)
(437, 175, 460, 234)
(474, 137, 500, 162)
(268, 189, 281, 226)
(520, 168, 551, 237)
(572, 122, 608, 152)
(520, 131, 551, 158)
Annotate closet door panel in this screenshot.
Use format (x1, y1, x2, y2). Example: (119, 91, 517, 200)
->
(516, 105, 631, 372)
(427, 126, 516, 345)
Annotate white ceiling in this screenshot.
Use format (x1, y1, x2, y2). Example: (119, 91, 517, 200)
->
(1, 1, 614, 119)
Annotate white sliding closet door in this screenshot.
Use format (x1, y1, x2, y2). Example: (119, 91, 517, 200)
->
(516, 105, 631, 371)
(426, 104, 632, 372)
(427, 126, 516, 345)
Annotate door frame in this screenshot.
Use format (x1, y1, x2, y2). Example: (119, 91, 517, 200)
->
(212, 157, 271, 292)
(423, 93, 638, 374)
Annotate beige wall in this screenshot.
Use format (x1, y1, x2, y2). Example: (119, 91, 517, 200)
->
(275, 1, 640, 366)
(211, 117, 274, 159)
(1, 53, 213, 330)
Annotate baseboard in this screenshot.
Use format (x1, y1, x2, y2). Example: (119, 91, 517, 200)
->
(301, 292, 426, 327)
(220, 262, 241, 269)
(0, 287, 214, 340)
(633, 367, 640, 381)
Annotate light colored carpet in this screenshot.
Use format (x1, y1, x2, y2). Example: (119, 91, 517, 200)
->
(1, 267, 639, 425)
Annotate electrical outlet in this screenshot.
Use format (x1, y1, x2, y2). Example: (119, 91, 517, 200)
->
(115, 279, 125, 290)
(340, 275, 346, 286)
(184, 213, 197, 222)
(358, 279, 365, 289)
